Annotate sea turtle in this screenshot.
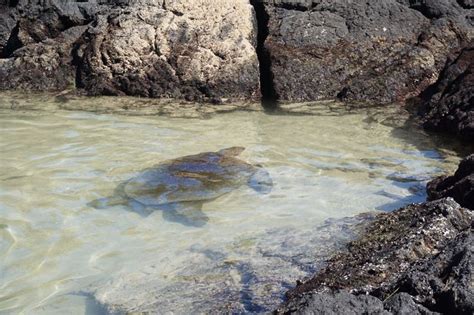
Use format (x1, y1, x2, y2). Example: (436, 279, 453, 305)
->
(89, 147, 273, 227)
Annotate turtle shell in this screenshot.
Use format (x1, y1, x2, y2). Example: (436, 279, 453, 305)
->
(123, 150, 257, 206)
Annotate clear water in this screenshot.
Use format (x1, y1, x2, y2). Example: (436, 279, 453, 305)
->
(0, 102, 463, 314)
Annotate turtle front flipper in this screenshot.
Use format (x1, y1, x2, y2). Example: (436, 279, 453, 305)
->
(160, 201, 209, 227)
(248, 167, 273, 195)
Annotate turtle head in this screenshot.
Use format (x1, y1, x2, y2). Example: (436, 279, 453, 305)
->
(218, 146, 245, 157)
(248, 167, 273, 195)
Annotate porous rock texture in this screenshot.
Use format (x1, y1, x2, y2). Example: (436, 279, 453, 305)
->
(77, 0, 260, 101)
(0, 0, 260, 102)
(419, 44, 474, 140)
(277, 198, 473, 314)
(428, 154, 474, 209)
(261, 0, 474, 104)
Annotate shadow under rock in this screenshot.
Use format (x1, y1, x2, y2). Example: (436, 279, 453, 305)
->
(390, 113, 474, 159)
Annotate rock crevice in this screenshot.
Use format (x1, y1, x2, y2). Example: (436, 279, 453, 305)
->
(250, 0, 279, 108)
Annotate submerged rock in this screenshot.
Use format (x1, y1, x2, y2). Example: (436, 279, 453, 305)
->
(418, 44, 474, 141)
(260, 0, 473, 104)
(277, 198, 473, 314)
(87, 214, 374, 314)
(428, 154, 474, 210)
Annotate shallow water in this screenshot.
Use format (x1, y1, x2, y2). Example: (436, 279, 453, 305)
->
(0, 102, 464, 314)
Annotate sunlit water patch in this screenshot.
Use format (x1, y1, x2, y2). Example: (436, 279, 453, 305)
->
(0, 105, 464, 314)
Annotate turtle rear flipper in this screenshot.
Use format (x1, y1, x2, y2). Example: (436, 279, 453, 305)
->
(88, 182, 131, 209)
(87, 195, 128, 209)
(160, 201, 209, 227)
(248, 167, 273, 195)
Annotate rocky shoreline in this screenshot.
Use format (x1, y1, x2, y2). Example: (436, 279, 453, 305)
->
(272, 14, 473, 311)
(1, 0, 473, 314)
(276, 155, 474, 313)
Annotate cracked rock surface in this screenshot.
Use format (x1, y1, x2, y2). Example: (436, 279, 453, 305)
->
(77, 0, 260, 102)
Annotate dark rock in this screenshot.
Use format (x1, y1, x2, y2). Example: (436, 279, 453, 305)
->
(261, 0, 473, 104)
(0, 5, 16, 56)
(389, 230, 474, 314)
(0, 25, 87, 90)
(1, 0, 100, 56)
(277, 198, 473, 314)
(0, 0, 102, 90)
(383, 292, 438, 315)
(285, 198, 472, 298)
(419, 44, 474, 140)
(278, 291, 439, 314)
(456, 0, 474, 9)
(428, 154, 474, 209)
(278, 230, 473, 314)
(279, 291, 390, 315)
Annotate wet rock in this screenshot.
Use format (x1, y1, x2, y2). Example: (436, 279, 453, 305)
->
(280, 291, 439, 314)
(261, 0, 473, 104)
(419, 44, 474, 141)
(0, 5, 16, 55)
(383, 292, 438, 315)
(428, 154, 474, 209)
(278, 198, 473, 314)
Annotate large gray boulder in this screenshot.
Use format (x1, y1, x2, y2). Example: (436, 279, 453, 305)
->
(77, 0, 260, 102)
